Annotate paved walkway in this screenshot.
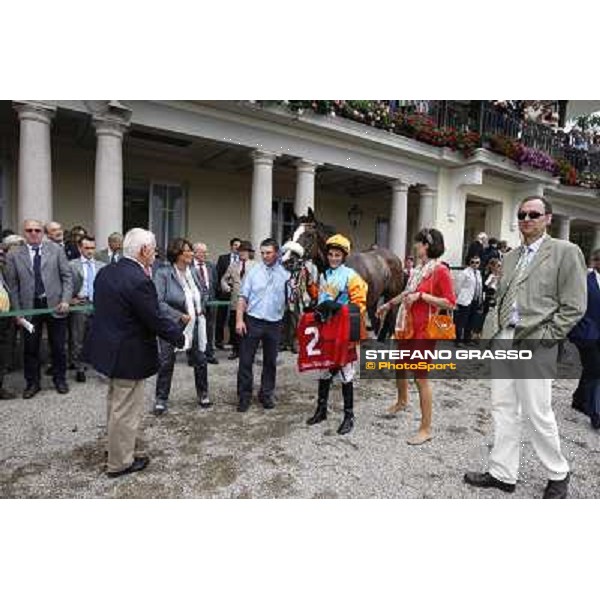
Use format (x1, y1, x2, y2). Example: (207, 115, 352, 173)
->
(1, 350, 599, 498)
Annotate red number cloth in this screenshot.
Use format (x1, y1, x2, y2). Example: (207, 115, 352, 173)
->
(297, 305, 358, 372)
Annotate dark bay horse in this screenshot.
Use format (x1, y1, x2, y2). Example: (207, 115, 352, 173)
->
(283, 208, 405, 337)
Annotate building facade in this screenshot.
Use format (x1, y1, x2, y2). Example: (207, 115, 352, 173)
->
(1, 100, 599, 264)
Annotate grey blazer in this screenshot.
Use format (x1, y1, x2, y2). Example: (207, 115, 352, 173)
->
(69, 258, 107, 298)
(482, 236, 587, 340)
(153, 264, 206, 323)
(5, 241, 73, 318)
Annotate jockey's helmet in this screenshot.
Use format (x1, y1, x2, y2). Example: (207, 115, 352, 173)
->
(325, 234, 351, 255)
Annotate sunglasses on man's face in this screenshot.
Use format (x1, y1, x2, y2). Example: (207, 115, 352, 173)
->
(517, 210, 545, 221)
(470, 260, 480, 265)
(25, 228, 42, 233)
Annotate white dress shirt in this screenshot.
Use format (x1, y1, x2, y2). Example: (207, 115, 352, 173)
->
(456, 267, 483, 307)
(79, 256, 96, 298)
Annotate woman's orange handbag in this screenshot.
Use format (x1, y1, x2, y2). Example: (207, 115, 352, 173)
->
(424, 266, 456, 340)
(426, 311, 455, 340)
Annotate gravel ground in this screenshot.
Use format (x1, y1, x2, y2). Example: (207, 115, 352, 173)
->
(1, 349, 599, 499)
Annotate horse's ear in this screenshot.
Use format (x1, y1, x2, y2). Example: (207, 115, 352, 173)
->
(307, 206, 315, 219)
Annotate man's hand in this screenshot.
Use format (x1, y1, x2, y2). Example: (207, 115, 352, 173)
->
(236, 319, 247, 336)
(55, 302, 70, 314)
(180, 313, 192, 325)
(70, 297, 82, 305)
(15, 316, 25, 327)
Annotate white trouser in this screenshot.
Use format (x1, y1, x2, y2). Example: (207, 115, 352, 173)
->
(488, 328, 569, 485)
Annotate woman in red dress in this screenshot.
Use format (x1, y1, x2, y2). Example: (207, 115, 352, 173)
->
(376, 228, 456, 445)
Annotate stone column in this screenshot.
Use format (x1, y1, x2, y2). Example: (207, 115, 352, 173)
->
(294, 159, 318, 217)
(593, 224, 600, 253)
(389, 180, 409, 258)
(418, 187, 436, 231)
(250, 150, 276, 250)
(93, 115, 129, 246)
(13, 102, 56, 225)
(557, 215, 571, 241)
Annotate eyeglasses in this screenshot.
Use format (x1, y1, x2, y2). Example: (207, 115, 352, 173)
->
(470, 260, 480, 265)
(25, 228, 42, 233)
(517, 211, 545, 221)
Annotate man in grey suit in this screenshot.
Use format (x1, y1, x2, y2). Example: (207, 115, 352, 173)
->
(95, 232, 123, 264)
(69, 235, 106, 383)
(5, 219, 73, 398)
(465, 196, 587, 499)
(193, 242, 219, 363)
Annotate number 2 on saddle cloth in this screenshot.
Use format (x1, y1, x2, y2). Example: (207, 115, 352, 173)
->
(297, 305, 360, 372)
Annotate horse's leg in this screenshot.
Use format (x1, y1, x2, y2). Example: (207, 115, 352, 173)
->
(368, 304, 380, 335)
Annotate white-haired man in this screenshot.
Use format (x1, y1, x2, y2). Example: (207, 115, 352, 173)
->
(87, 228, 185, 478)
(193, 242, 219, 363)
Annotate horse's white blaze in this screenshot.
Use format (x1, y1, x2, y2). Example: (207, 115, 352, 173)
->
(292, 224, 305, 243)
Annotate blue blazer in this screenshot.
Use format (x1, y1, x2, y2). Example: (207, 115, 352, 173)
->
(87, 258, 185, 379)
(569, 271, 600, 342)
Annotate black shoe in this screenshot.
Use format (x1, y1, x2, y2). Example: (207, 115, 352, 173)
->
(75, 370, 86, 383)
(55, 381, 70, 394)
(206, 357, 219, 365)
(307, 401, 328, 425)
(261, 397, 275, 409)
(107, 456, 150, 479)
(591, 414, 600, 430)
(187, 355, 194, 367)
(337, 412, 354, 435)
(0, 387, 17, 400)
(464, 471, 516, 493)
(68, 363, 76, 370)
(237, 400, 250, 413)
(228, 352, 239, 360)
(23, 384, 41, 399)
(543, 473, 570, 499)
(45, 366, 54, 376)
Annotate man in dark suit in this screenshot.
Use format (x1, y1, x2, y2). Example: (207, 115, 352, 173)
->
(193, 242, 219, 363)
(569, 248, 600, 428)
(87, 228, 185, 479)
(215, 237, 241, 350)
(5, 219, 73, 398)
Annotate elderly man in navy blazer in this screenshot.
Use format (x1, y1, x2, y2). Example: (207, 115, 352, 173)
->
(87, 228, 185, 479)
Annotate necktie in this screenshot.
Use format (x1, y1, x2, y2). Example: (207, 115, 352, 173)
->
(111, 253, 118, 264)
(473, 271, 481, 303)
(85, 260, 94, 300)
(240, 260, 246, 279)
(498, 247, 531, 329)
(33, 246, 45, 298)
(198, 264, 208, 293)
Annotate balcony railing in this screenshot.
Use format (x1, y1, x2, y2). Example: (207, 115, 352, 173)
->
(398, 100, 600, 180)
(256, 101, 600, 188)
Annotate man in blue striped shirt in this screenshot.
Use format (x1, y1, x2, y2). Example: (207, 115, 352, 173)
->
(235, 238, 290, 412)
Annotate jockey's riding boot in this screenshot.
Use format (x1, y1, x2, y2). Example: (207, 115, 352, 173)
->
(337, 382, 355, 435)
(307, 379, 330, 425)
